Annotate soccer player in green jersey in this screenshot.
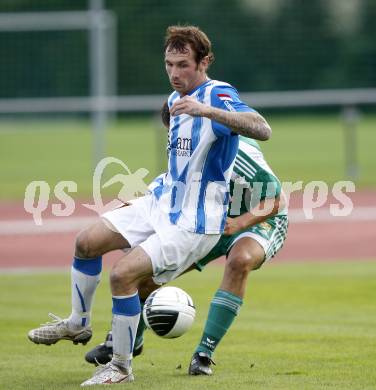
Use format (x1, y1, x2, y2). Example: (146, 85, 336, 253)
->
(85, 103, 288, 376)
(188, 134, 288, 375)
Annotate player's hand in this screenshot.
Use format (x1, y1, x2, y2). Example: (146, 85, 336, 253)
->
(224, 216, 244, 236)
(170, 96, 209, 117)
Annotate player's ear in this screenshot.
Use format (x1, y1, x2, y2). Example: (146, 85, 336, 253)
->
(199, 56, 209, 72)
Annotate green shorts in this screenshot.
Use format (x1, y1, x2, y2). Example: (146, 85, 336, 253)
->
(195, 215, 288, 271)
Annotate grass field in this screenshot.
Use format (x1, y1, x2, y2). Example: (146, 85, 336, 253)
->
(1, 261, 376, 389)
(0, 113, 375, 200)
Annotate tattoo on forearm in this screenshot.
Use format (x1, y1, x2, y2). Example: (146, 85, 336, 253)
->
(207, 108, 271, 140)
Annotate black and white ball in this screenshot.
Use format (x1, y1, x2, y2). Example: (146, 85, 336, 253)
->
(143, 286, 196, 338)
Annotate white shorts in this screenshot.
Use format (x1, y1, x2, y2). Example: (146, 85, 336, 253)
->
(102, 195, 220, 284)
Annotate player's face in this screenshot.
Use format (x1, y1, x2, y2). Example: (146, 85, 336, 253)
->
(165, 45, 208, 95)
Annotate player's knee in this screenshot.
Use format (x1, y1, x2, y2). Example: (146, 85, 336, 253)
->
(227, 252, 261, 275)
(75, 230, 98, 259)
(110, 264, 132, 291)
(110, 267, 124, 291)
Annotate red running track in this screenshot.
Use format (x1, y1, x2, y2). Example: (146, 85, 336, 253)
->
(0, 191, 375, 269)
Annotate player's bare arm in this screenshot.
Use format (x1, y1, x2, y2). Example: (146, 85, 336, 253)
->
(224, 195, 284, 236)
(206, 108, 271, 141)
(170, 96, 271, 141)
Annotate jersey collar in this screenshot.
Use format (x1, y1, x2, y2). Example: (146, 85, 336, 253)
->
(184, 78, 212, 97)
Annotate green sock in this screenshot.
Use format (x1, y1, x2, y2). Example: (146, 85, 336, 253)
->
(196, 289, 243, 357)
(134, 298, 147, 348)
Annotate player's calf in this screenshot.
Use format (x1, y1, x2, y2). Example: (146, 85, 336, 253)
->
(85, 330, 144, 366)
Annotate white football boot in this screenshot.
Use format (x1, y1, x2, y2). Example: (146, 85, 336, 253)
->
(28, 313, 92, 345)
(80, 362, 134, 386)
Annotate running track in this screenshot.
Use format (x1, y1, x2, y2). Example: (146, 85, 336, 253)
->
(0, 191, 375, 270)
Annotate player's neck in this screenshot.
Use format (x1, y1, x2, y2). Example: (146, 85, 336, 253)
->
(183, 75, 210, 96)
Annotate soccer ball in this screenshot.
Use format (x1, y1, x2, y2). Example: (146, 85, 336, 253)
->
(142, 286, 196, 338)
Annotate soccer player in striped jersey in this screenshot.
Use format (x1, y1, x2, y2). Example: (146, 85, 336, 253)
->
(85, 103, 288, 376)
(28, 25, 272, 386)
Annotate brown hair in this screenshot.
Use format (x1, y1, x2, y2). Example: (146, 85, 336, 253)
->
(164, 25, 215, 66)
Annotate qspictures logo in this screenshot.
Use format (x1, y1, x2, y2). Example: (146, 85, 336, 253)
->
(23, 156, 356, 225)
(24, 157, 149, 225)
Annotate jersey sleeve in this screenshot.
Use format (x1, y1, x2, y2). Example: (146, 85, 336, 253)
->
(258, 173, 282, 201)
(210, 85, 256, 137)
(233, 166, 282, 203)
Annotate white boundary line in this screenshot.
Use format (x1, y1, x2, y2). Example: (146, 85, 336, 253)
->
(0, 216, 95, 235)
(0, 266, 70, 274)
(287, 206, 376, 223)
(0, 206, 376, 236)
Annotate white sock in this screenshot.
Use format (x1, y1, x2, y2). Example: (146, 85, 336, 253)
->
(111, 292, 141, 369)
(68, 260, 101, 328)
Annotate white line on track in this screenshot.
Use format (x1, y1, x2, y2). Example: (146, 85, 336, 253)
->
(0, 216, 95, 236)
(288, 206, 376, 223)
(0, 266, 70, 274)
(0, 207, 376, 236)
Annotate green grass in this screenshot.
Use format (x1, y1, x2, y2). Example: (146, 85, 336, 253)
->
(0, 113, 375, 200)
(1, 261, 376, 389)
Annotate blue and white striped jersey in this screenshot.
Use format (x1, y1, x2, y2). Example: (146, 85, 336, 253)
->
(151, 79, 255, 234)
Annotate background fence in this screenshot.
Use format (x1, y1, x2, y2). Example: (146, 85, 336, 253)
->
(0, 0, 375, 200)
(1, 0, 376, 97)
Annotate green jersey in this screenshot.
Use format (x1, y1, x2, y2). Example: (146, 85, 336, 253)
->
(195, 136, 288, 269)
(229, 136, 287, 217)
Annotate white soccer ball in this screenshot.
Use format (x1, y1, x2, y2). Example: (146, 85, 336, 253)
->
(142, 286, 196, 338)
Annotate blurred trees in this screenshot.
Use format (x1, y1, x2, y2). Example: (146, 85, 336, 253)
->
(0, 0, 374, 98)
